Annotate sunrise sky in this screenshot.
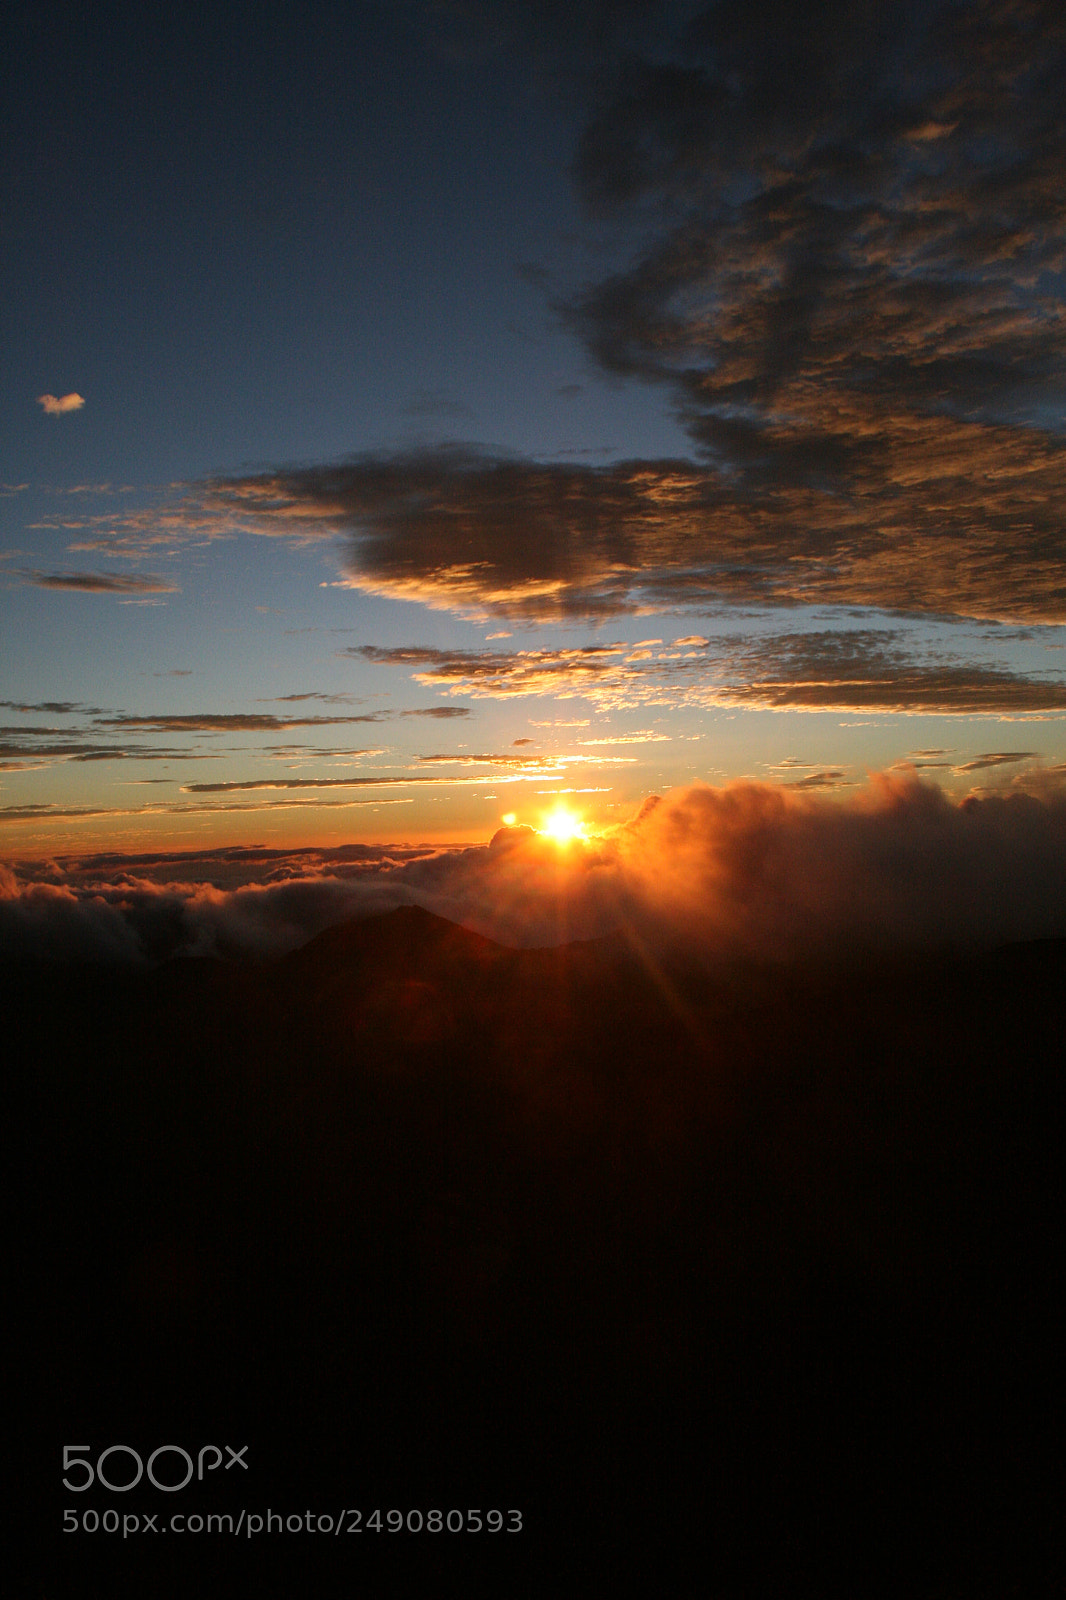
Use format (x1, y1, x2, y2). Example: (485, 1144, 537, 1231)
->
(4, 0, 1066, 867)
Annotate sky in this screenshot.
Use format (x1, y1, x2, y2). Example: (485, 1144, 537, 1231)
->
(3, 0, 1066, 949)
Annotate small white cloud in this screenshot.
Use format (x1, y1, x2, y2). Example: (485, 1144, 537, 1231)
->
(37, 393, 85, 416)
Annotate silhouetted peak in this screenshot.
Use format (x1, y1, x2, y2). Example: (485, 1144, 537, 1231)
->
(282, 901, 505, 983)
(489, 823, 537, 850)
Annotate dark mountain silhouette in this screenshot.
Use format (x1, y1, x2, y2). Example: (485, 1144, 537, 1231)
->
(13, 910, 1063, 1594)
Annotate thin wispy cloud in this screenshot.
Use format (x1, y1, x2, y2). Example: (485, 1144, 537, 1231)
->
(579, 731, 671, 746)
(270, 691, 361, 705)
(414, 751, 634, 769)
(180, 744, 632, 792)
(22, 570, 178, 595)
(0, 701, 104, 715)
(0, 739, 204, 764)
(400, 706, 472, 719)
(782, 771, 852, 790)
(179, 777, 464, 793)
(0, 795, 416, 831)
(950, 751, 1039, 774)
(0, 706, 465, 776)
(96, 711, 391, 732)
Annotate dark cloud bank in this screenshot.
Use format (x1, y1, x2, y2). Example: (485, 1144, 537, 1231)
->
(203, 1, 1066, 630)
(6, 773, 1066, 963)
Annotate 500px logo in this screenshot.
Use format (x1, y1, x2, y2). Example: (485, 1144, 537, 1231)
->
(62, 1445, 249, 1492)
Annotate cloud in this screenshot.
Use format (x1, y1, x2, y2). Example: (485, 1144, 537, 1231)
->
(271, 692, 360, 705)
(36, 492, 237, 558)
(196, 424, 1066, 625)
(0, 702, 477, 777)
(711, 633, 1066, 715)
(599, 772, 1066, 960)
(179, 777, 468, 793)
(207, 449, 732, 620)
(34, 5, 1066, 639)
(415, 750, 633, 769)
(0, 796, 416, 826)
(560, 0, 1066, 623)
(950, 751, 1039, 774)
(188, 2, 1066, 627)
(349, 640, 634, 698)
(37, 393, 85, 415)
(0, 701, 102, 715)
(399, 706, 472, 719)
(0, 732, 205, 764)
(179, 775, 519, 794)
(6, 773, 1066, 963)
(781, 770, 851, 790)
(95, 711, 389, 732)
(180, 749, 632, 792)
(580, 731, 671, 745)
(350, 630, 1066, 715)
(102, 696, 468, 722)
(23, 570, 178, 595)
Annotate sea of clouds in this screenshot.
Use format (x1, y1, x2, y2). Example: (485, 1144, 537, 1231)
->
(5, 774, 1066, 966)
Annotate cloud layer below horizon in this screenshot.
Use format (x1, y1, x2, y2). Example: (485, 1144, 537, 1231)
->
(5, 773, 1066, 964)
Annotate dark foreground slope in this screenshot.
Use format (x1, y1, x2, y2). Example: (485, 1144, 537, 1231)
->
(13, 907, 1064, 1594)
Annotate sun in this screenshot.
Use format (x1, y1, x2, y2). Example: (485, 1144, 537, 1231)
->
(539, 803, 587, 845)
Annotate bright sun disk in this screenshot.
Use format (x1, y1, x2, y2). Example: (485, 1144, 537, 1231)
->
(540, 804, 586, 844)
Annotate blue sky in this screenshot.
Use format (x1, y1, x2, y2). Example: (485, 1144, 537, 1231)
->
(4, 0, 1066, 861)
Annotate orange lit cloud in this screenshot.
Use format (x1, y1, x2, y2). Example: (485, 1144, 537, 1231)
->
(348, 641, 633, 699)
(37, 392, 85, 415)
